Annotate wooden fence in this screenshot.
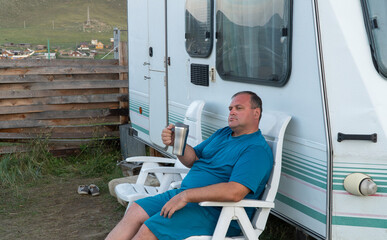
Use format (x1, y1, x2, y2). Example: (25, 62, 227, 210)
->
(0, 43, 129, 155)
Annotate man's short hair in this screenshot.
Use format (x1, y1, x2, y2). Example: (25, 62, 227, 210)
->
(232, 91, 262, 120)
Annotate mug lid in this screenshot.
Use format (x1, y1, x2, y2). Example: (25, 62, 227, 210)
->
(175, 122, 189, 129)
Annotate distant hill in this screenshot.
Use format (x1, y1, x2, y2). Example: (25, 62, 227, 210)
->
(0, 0, 127, 47)
(0, 0, 127, 29)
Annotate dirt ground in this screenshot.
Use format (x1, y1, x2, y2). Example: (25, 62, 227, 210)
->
(0, 174, 299, 240)
(0, 176, 125, 240)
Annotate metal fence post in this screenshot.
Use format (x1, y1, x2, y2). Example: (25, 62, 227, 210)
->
(114, 27, 120, 59)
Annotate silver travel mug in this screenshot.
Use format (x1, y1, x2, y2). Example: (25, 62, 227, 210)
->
(173, 122, 189, 156)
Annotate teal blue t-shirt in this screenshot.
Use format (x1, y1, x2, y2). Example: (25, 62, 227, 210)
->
(181, 126, 273, 201)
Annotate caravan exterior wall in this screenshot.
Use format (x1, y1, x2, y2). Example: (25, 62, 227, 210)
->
(127, 0, 387, 239)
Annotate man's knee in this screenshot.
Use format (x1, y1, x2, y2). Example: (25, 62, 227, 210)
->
(133, 224, 157, 240)
(124, 202, 149, 224)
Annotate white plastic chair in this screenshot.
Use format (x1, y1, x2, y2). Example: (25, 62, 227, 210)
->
(114, 100, 205, 209)
(185, 111, 291, 240)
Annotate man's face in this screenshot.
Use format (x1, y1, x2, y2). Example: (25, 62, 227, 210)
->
(228, 93, 260, 134)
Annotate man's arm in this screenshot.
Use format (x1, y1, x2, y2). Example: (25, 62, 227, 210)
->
(177, 144, 198, 168)
(160, 182, 250, 218)
(161, 124, 198, 167)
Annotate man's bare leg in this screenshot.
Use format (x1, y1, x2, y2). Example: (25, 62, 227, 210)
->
(132, 224, 158, 240)
(105, 203, 149, 240)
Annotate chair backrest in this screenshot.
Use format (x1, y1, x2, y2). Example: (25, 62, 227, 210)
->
(173, 100, 205, 171)
(184, 100, 205, 147)
(252, 111, 291, 234)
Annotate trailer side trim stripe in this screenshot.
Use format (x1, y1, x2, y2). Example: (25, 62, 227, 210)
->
(282, 167, 327, 189)
(283, 161, 326, 181)
(332, 216, 387, 229)
(132, 123, 149, 135)
(276, 193, 326, 223)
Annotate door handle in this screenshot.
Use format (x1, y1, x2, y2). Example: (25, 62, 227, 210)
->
(337, 132, 377, 143)
(149, 47, 153, 57)
(144, 76, 150, 80)
(143, 62, 150, 66)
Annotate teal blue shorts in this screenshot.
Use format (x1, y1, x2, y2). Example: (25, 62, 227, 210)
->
(135, 189, 240, 240)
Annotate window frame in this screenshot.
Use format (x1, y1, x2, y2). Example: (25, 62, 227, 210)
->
(215, 0, 293, 87)
(185, 0, 214, 58)
(361, 0, 387, 79)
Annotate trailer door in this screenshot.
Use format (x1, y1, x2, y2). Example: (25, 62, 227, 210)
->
(148, 0, 167, 147)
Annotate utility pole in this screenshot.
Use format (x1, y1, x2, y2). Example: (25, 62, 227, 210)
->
(87, 6, 91, 26)
(52, 20, 55, 30)
(48, 39, 50, 60)
(114, 28, 120, 59)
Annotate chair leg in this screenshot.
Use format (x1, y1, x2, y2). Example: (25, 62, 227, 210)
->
(234, 207, 258, 239)
(212, 207, 234, 239)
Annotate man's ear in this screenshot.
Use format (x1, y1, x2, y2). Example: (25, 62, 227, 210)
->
(254, 108, 261, 119)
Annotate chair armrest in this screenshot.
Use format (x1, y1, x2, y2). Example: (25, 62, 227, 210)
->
(125, 156, 176, 164)
(170, 181, 182, 189)
(199, 199, 274, 208)
(142, 167, 190, 174)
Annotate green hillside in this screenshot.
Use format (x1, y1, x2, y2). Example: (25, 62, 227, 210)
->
(0, 0, 127, 48)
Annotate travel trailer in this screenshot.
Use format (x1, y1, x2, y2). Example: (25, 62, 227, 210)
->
(126, 0, 387, 239)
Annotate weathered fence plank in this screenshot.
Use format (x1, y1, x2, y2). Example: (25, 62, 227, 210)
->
(119, 41, 129, 124)
(0, 131, 119, 140)
(0, 125, 119, 133)
(0, 59, 119, 67)
(0, 145, 27, 154)
(0, 66, 128, 75)
(0, 74, 120, 83)
(0, 80, 127, 91)
(0, 141, 113, 155)
(0, 109, 123, 121)
(0, 93, 127, 107)
(0, 89, 119, 99)
(63, 125, 119, 133)
(0, 116, 119, 129)
(0, 102, 119, 115)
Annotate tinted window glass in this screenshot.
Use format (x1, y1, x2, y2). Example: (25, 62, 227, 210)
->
(362, 0, 387, 78)
(216, 0, 292, 86)
(185, 0, 214, 58)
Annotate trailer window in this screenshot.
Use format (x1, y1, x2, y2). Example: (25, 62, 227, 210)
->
(362, 0, 387, 78)
(185, 0, 214, 58)
(216, 0, 292, 86)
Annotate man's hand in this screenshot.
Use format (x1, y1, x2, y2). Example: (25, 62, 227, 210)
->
(160, 182, 250, 219)
(161, 124, 175, 146)
(160, 191, 188, 218)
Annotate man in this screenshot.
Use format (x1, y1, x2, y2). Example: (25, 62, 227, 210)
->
(106, 91, 273, 240)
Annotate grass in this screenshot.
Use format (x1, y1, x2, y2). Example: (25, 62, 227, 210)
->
(0, 0, 127, 49)
(0, 137, 124, 224)
(0, 137, 122, 190)
(65, 140, 122, 178)
(0, 27, 119, 48)
(0, 0, 127, 29)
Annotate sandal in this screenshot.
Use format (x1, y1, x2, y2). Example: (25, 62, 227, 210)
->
(77, 185, 89, 195)
(88, 184, 100, 196)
